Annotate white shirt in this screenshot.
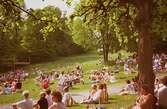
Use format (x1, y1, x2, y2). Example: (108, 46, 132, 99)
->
(157, 85, 167, 108)
(62, 92, 71, 104)
(46, 95, 53, 107)
(92, 90, 102, 102)
(17, 99, 33, 109)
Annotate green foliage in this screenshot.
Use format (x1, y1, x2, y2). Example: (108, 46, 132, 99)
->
(0, 3, 83, 63)
(21, 6, 83, 60)
(69, 18, 97, 50)
(151, 0, 167, 52)
(72, 0, 167, 53)
(73, 0, 139, 54)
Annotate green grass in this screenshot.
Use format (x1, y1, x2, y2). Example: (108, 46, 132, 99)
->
(0, 51, 137, 108)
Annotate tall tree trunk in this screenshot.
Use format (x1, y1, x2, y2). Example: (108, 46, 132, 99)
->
(137, 0, 155, 94)
(103, 44, 109, 64)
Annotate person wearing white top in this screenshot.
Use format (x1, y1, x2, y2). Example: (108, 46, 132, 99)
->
(45, 89, 53, 107)
(92, 84, 103, 103)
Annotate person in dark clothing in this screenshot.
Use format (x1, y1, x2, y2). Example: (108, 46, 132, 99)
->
(34, 92, 48, 109)
(16, 79, 22, 89)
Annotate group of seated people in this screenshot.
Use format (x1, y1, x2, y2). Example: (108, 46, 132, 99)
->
(82, 83, 109, 104)
(89, 68, 116, 84)
(115, 54, 138, 74)
(34, 65, 84, 90)
(13, 86, 77, 109)
(35, 73, 53, 90)
(153, 53, 167, 72)
(0, 69, 28, 95)
(115, 53, 167, 74)
(58, 70, 83, 86)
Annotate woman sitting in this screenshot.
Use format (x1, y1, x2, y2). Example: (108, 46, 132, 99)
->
(49, 91, 65, 109)
(82, 84, 97, 103)
(92, 84, 103, 103)
(62, 87, 75, 107)
(101, 83, 109, 103)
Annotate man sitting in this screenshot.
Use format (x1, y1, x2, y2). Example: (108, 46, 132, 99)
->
(16, 90, 34, 109)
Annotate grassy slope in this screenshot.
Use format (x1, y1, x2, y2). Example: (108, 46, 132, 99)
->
(0, 51, 137, 108)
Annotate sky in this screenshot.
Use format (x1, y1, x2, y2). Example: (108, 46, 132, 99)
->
(24, 0, 79, 16)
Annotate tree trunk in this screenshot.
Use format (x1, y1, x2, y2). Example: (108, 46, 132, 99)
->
(137, 0, 155, 94)
(103, 44, 109, 64)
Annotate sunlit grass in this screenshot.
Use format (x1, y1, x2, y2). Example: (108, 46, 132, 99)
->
(0, 51, 138, 108)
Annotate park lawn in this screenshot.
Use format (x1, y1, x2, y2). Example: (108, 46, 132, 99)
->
(0, 51, 136, 105)
(0, 72, 137, 104)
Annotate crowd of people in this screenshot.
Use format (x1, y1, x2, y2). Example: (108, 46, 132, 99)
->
(12, 82, 109, 109)
(0, 69, 29, 95)
(1, 53, 167, 109)
(12, 86, 76, 109)
(115, 53, 167, 74)
(153, 54, 167, 72)
(89, 68, 116, 83)
(34, 65, 84, 91)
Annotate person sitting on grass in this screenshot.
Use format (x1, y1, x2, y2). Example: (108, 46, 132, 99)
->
(4, 83, 12, 94)
(16, 90, 34, 109)
(157, 76, 167, 109)
(45, 89, 53, 107)
(34, 92, 48, 109)
(120, 80, 135, 95)
(42, 77, 49, 90)
(11, 80, 17, 92)
(132, 85, 156, 109)
(92, 83, 103, 103)
(49, 91, 65, 109)
(62, 86, 76, 107)
(82, 84, 97, 103)
(131, 78, 138, 93)
(102, 83, 109, 103)
(109, 73, 116, 83)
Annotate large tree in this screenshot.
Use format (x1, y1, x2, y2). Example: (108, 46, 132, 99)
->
(73, 0, 156, 94)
